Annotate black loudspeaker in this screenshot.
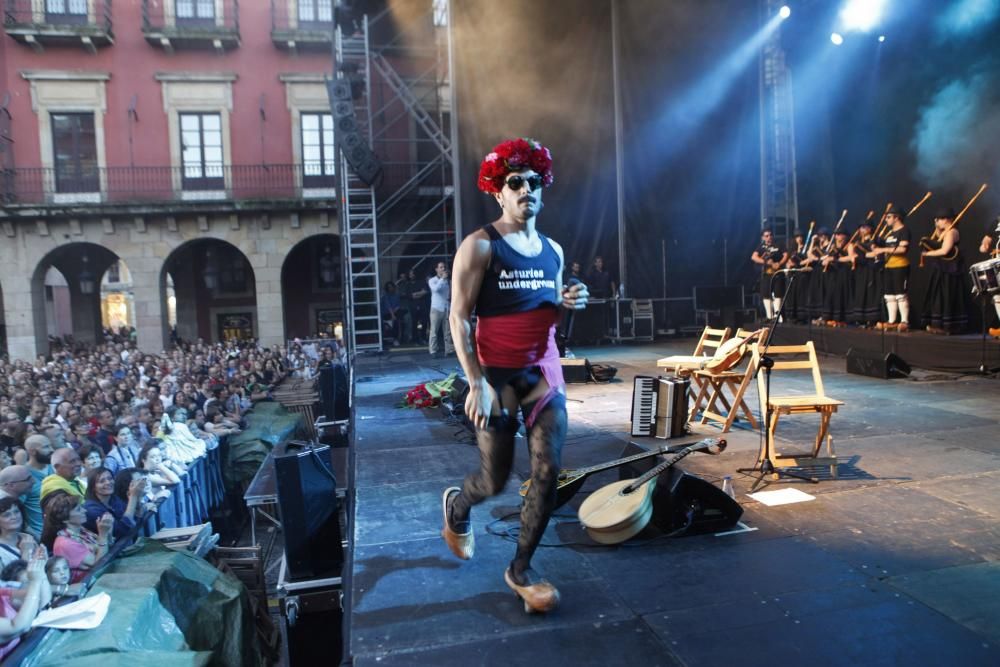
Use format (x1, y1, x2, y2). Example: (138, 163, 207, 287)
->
(328, 79, 353, 102)
(560, 358, 590, 383)
(617, 442, 743, 536)
(274, 441, 343, 580)
(318, 362, 350, 421)
(845, 348, 910, 379)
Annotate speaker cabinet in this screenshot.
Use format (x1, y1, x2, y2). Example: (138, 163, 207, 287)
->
(274, 442, 343, 580)
(560, 358, 590, 383)
(318, 363, 349, 422)
(845, 348, 910, 379)
(617, 442, 743, 535)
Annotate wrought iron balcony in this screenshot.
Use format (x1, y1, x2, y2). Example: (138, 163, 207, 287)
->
(271, 0, 333, 52)
(1, 164, 336, 209)
(2, 0, 113, 52)
(142, 0, 239, 53)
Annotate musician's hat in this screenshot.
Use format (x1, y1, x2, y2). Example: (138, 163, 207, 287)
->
(858, 217, 873, 228)
(792, 228, 804, 237)
(886, 205, 906, 219)
(933, 206, 957, 220)
(816, 226, 831, 236)
(834, 228, 849, 236)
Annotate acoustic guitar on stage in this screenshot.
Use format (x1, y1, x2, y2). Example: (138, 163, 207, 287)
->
(701, 329, 765, 374)
(578, 437, 726, 545)
(518, 443, 677, 510)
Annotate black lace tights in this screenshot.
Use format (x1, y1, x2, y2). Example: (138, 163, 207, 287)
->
(450, 392, 567, 583)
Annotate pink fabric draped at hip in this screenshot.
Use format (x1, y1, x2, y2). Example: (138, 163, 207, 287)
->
(475, 307, 565, 427)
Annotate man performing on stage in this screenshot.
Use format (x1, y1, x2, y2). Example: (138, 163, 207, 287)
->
(979, 216, 1000, 338)
(751, 228, 787, 321)
(440, 138, 588, 614)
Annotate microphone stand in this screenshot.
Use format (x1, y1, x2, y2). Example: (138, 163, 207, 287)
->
(737, 269, 820, 493)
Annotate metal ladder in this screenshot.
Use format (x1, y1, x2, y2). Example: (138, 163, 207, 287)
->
(337, 19, 382, 354)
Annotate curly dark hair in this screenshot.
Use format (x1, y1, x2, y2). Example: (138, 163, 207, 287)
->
(40, 494, 81, 551)
(0, 496, 27, 535)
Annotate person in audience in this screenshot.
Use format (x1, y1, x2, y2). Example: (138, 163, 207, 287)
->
(138, 443, 181, 491)
(40, 447, 85, 509)
(20, 436, 51, 537)
(41, 495, 113, 583)
(77, 443, 104, 491)
(0, 549, 50, 659)
(83, 467, 142, 542)
(0, 499, 36, 570)
(0, 466, 34, 505)
(46, 555, 81, 599)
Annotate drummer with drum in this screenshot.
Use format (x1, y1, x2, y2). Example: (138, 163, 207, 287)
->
(976, 216, 1000, 338)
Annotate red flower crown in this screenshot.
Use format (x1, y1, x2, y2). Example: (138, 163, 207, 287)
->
(477, 138, 554, 194)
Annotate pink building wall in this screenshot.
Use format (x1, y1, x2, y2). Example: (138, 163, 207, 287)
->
(2, 2, 332, 171)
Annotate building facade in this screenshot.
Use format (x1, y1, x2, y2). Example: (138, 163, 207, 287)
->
(0, 0, 359, 360)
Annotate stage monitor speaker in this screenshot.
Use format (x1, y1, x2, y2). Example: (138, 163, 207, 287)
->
(617, 442, 743, 536)
(318, 362, 350, 422)
(845, 347, 910, 379)
(274, 441, 343, 580)
(561, 358, 590, 383)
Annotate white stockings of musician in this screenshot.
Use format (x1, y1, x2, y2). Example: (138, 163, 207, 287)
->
(993, 295, 1000, 320)
(763, 299, 774, 319)
(772, 298, 782, 322)
(885, 296, 899, 323)
(897, 294, 910, 324)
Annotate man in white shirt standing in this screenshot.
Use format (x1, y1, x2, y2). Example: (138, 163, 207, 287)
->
(427, 261, 455, 357)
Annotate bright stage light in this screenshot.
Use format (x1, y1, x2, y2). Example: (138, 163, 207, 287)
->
(840, 0, 888, 33)
(830, 32, 844, 45)
(878, 34, 885, 42)
(779, 5, 791, 19)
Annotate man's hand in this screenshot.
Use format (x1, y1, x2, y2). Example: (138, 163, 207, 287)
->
(464, 377, 497, 431)
(561, 282, 589, 310)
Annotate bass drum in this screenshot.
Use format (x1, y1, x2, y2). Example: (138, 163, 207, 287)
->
(969, 258, 1000, 295)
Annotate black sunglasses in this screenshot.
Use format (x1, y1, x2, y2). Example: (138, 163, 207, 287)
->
(504, 174, 543, 192)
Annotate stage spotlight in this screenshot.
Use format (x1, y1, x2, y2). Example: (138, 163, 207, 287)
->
(840, 0, 888, 33)
(779, 5, 791, 19)
(830, 32, 844, 45)
(878, 34, 885, 42)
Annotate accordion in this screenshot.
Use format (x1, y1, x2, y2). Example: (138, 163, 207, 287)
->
(630, 375, 689, 439)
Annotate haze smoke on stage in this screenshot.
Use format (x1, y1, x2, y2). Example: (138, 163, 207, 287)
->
(936, 0, 1000, 36)
(911, 66, 1000, 189)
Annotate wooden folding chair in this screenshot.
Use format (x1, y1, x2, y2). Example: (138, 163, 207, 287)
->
(753, 341, 843, 477)
(656, 326, 731, 376)
(689, 328, 767, 432)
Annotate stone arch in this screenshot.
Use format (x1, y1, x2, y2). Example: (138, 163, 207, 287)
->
(280, 234, 343, 341)
(31, 242, 121, 354)
(161, 238, 258, 344)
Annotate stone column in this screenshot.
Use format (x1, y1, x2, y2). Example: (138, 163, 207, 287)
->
(252, 250, 285, 348)
(1, 275, 44, 361)
(131, 267, 167, 353)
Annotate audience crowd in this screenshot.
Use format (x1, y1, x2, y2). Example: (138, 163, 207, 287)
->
(0, 328, 345, 656)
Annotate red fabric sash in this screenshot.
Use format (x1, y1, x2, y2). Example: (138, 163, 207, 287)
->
(475, 308, 560, 368)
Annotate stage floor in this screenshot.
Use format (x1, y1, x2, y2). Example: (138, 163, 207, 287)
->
(346, 341, 1000, 666)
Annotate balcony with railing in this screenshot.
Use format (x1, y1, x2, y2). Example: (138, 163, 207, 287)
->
(142, 0, 239, 53)
(2, 0, 113, 52)
(271, 0, 332, 51)
(1, 164, 337, 209)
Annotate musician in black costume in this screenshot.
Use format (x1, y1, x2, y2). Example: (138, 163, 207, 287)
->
(782, 229, 810, 323)
(820, 229, 852, 326)
(751, 228, 787, 320)
(848, 219, 882, 327)
(920, 207, 967, 334)
(979, 216, 1000, 338)
(804, 227, 830, 325)
(867, 206, 911, 331)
